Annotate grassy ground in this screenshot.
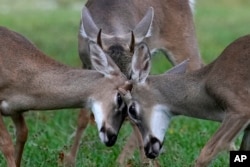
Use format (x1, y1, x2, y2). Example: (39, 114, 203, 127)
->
(0, 0, 250, 166)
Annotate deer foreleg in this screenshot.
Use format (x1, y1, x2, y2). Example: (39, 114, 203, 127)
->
(117, 124, 138, 166)
(117, 122, 159, 167)
(64, 109, 89, 167)
(132, 122, 159, 167)
(11, 114, 28, 167)
(195, 114, 250, 167)
(0, 114, 16, 167)
(240, 125, 250, 150)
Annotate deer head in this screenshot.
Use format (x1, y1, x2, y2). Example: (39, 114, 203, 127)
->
(80, 6, 154, 78)
(87, 41, 130, 146)
(119, 42, 189, 158)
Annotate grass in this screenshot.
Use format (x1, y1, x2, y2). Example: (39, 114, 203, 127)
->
(0, 0, 250, 166)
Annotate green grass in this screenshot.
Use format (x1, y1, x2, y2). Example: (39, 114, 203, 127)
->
(0, 0, 250, 166)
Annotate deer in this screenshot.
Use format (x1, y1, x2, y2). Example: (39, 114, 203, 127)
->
(66, 0, 203, 165)
(0, 26, 133, 167)
(118, 35, 250, 167)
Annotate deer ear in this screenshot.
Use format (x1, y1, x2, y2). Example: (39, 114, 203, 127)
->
(166, 59, 189, 74)
(80, 6, 99, 41)
(133, 7, 154, 44)
(131, 43, 151, 83)
(89, 41, 121, 77)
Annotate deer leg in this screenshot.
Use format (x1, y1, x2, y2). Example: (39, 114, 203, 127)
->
(117, 124, 138, 165)
(0, 114, 16, 167)
(135, 125, 145, 161)
(131, 122, 150, 165)
(11, 114, 28, 167)
(63, 109, 89, 167)
(195, 114, 250, 167)
(240, 125, 250, 150)
(117, 122, 159, 167)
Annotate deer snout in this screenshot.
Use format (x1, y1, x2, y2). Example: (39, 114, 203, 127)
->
(144, 137, 162, 159)
(99, 126, 117, 147)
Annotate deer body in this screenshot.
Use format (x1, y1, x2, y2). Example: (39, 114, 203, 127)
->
(121, 35, 250, 166)
(0, 26, 128, 167)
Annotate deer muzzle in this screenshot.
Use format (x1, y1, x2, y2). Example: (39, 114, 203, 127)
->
(99, 126, 117, 147)
(144, 137, 162, 159)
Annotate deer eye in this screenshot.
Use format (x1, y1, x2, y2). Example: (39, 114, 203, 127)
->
(117, 93, 123, 107)
(128, 103, 138, 120)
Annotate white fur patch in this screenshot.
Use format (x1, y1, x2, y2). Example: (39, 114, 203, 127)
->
(145, 10, 154, 38)
(0, 100, 11, 114)
(189, 0, 196, 13)
(91, 101, 104, 131)
(99, 131, 108, 144)
(150, 104, 172, 142)
(80, 23, 88, 39)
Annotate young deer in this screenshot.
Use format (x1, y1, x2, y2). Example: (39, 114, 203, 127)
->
(69, 0, 203, 165)
(0, 26, 129, 167)
(79, 0, 202, 73)
(119, 35, 250, 167)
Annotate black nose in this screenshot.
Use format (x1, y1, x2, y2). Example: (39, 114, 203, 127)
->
(144, 137, 162, 159)
(105, 134, 117, 147)
(100, 127, 118, 147)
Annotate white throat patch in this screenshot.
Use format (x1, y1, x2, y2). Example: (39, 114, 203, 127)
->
(91, 101, 104, 131)
(150, 104, 172, 142)
(189, 0, 196, 13)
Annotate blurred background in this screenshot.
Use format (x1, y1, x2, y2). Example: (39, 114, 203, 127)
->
(0, 0, 250, 166)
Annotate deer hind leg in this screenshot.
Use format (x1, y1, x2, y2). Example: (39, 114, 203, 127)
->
(0, 114, 16, 167)
(11, 114, 28, 167)
(195, 113, 250, 167)
(63, 109, 89, 167)
(240, 125, 250, 150)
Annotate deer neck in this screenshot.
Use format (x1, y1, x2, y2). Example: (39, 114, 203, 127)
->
(149, 67, 225, 122)
(3, 67, 102, 114)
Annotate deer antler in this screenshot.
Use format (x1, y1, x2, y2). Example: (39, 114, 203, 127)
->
(118, 81, 133, 104)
